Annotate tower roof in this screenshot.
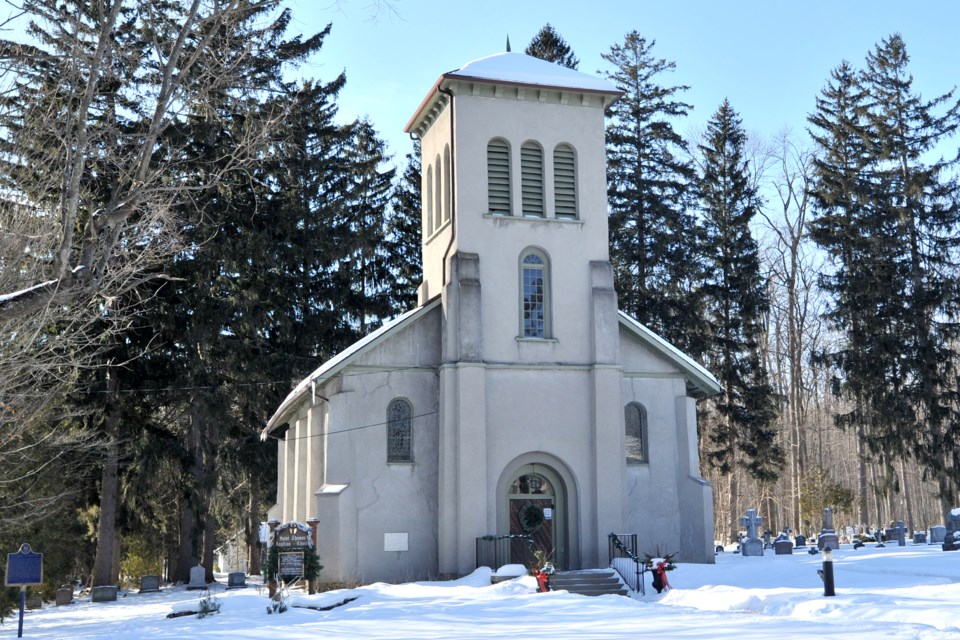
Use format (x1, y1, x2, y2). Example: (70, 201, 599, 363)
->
(405, 52, 621, 136)
(446, 52, 617, 93)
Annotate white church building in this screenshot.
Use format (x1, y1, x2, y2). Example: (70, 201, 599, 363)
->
(263, 52, 720, 584)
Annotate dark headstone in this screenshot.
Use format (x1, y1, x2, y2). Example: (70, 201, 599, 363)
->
(227, 572, 246, 589)
(774, 540, 794, 555)
(943, 509, 960, 551)
(913, 532, 927, 544)
(794, 534, 807, 548)
(139, 574, 161, 593)
(818, 508, 839, 551)
(91, 586, 118, 602)
(930, 525, 947, 544)
(25, 593, 42, 610)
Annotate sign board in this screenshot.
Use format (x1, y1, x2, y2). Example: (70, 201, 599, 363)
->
(5, 544, 42, 587)
(384, 532, 408, 552)
(273, 522, 312, 549)
(279, 551, 304, 578)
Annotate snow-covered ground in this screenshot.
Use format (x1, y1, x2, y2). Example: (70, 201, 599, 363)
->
(5, 544, 959, 639)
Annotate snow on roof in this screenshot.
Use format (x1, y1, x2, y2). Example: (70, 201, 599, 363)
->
(445, 52, 619, 94)
(262, 299, 441, 437)
(618, 310, 721, 398)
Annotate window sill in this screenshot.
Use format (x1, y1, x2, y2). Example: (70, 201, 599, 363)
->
(387, 461, 415, 466)
(515, 336, 558, 344)
(484, 213, 583, 224)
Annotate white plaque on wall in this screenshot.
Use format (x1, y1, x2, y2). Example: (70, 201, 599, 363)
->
(384, 532, 409, 552)
(544, 508, 553, 520)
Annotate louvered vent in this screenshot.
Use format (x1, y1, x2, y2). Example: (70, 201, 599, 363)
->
(487, 140, 511, 214)
(554, 144, 577, 219)
(521, 142, 544, 217)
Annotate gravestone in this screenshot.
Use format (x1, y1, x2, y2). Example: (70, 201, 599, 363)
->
(91, 585, 118, 602)
(818, 508, 839, 551)
(929, 525, 946, 544)
(25, 593, 42, 610)
(896, 520, 906, 547)
(943, 509, 960, 552)
(227, 572, 246, 589)
(774, 539, 794, 555)
(763, 529, 773, 549)
(794, 534, 807, 548)
(139, 574, 161, 593)
(55, 588, 73, 606)
(739, 509, 764, 557)
(186, 565, 207, 590)
(913, 531, 927, 544)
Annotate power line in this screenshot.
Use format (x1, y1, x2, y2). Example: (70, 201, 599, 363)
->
(263, 411, 437, 441)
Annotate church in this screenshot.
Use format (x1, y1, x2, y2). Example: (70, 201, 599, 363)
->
(262, 51, 720, 585)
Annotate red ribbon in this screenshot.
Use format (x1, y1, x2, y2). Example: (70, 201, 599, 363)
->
(655, 561, 671, 591)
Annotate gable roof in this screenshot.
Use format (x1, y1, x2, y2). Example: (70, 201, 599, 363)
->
(618, 311, 722, 399)
(261, 299, 441, 438)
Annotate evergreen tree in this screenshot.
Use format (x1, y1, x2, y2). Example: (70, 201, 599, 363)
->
(858, 34, 960, 512)
(385, 142, 423, 311)
(602, 31, 702, 355)
(697, 101, 782, 537)
(332, 118, 397, 333)
(525, 23, 579, 69)
(809, 35, 960, 515)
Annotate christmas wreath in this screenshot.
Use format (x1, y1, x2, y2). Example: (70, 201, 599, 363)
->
(518, 503, 546, 533)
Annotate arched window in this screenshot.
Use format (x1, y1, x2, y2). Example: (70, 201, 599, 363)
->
(520, 141, 544, 217)
(487, 139, 511, 214)
(387, 398, 413, 463)
(443, 145, 452, 223)
(425, 166, 434, 236)
(553, 144, 577, 219)
(519, 248, 550, 338)
(625, 403, 648, 464)
(434, 154, 443, 231)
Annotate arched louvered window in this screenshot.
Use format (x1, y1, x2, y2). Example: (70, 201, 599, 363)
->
(520, 142, 544, 217)
(443, 145, 452, 223)
(434, 154, 443, 231)
(387, 398, 413, 463)
(519, 248, 550, 338)
(553, 144, 577, 219)
(487, 139, 511, 214)
(426, 166, 434, 236)
(625, 402, 648, 464)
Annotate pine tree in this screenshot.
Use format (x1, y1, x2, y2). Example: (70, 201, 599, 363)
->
(602, 31, 702, 355)
(385, 142, 423, 311)
(697, 100, 782, 538)
(858, 34, 960, 514)
(525, 23, 579, 69)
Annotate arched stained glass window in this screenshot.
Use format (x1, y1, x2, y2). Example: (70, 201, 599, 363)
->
(520, 248, 550, 338)
(625, 403, 648, 464)
(387, 398, 413, 463)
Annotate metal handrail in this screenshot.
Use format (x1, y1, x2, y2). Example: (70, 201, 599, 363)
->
(608, 532, 645, 595)
(476, 534, 535, 570)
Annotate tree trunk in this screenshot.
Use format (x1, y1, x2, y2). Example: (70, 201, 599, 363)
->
(247, 484, 262, 576)
(203, 505, 217, 583)
(856, 423, 869, 530)
(175, 498, 196, 583)
(92, 376, 121, 587)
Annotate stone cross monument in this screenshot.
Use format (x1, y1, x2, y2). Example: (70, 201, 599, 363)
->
(818, 508, 839, 551)
(739, 508, 764, 557)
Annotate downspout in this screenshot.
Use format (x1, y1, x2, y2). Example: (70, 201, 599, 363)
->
(437, 85, 456, 289)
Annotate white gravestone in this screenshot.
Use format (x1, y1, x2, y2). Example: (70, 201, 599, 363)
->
(186, 565, 207, 590)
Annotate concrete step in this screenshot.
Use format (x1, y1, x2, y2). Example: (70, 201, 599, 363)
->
(549, 570, 628, 597)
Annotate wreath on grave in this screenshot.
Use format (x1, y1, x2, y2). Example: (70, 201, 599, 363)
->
(518, 503, 546, 533)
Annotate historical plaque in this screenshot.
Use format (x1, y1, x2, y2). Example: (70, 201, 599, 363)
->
(279, 551, 304, 579)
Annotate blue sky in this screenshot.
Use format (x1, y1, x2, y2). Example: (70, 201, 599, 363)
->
(288, 0, 960, 164)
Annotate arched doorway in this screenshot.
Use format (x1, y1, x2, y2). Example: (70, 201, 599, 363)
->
(506, 463, 568, 570)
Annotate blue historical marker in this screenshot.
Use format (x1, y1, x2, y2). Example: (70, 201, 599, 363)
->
(6, 543, 43, 638)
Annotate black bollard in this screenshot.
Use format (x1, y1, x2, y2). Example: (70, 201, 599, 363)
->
(822, 547, 836, 597)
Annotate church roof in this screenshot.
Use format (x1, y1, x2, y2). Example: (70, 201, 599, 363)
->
(445, 52, 618, 93)
(618, 311, 722, 399)
(261, 299, 442, 438)
(405, 52, 621, 135)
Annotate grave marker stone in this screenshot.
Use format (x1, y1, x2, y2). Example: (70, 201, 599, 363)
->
(139, 574, 161, 593)
(55, 588, 73, 606)
(739, 509, 764, 557)
(186, 565, 207, 590)
(818, 508, 839, 551)
(227, 572, 246, 589)
(25, 593, 42, 610)
(913, 531, 927, 544)
(794, 534, 807, 548)
(774, 539, 794, 555)
(91, 585, 118, 602)
(896, 520, 906, 547)
(943, 508, 960, 552)
(930, 525, 946, 544)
